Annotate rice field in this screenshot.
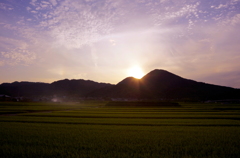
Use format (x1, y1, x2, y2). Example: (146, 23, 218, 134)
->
(0, 101, 240, 158)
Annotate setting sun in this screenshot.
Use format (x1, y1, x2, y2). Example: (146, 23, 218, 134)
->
(127, 66, 145, 79)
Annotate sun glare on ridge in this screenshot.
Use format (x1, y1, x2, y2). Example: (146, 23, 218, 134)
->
(127, 66, 144, 79)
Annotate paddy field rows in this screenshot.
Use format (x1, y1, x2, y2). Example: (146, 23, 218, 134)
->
(0, 101, 240, 158)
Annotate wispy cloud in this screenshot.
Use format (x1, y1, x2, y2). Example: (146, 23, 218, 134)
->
(0, 2, 13, 10)
(0, 36, 36, 65)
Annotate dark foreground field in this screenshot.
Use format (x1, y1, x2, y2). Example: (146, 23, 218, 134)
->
(1, 101, 240, 158)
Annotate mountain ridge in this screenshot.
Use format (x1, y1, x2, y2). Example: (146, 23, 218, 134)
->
(88, 69, 240, 100)
(0, 79, 113, 98)
(0, 69, 239, 101)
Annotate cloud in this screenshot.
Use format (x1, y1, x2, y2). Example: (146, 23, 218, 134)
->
(1, 49, 36, 66)
(30, 0, 38, 6)
(35, 0, 117, 49)
(167, 2, 200, 19)
(0, 3, 13, 10)
(220, 14, 240, 27)
(49, 0, 58, 6)
(149, 1, 200, 26)
(0, 20, 53, 66)
(0, 36, 36, 65)
(211, 0, 239, 10)
(10, 0, 238, 51)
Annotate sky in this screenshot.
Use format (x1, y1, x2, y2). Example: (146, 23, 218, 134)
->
(0, 0, 240, 88)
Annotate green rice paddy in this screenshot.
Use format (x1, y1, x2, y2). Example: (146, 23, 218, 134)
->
(0, 101, 240, 158)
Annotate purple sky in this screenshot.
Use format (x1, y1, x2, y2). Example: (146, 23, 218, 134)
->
(0, 0, 240, 88)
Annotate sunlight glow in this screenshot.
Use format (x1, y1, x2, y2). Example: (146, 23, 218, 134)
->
(127, 66, 144, 79)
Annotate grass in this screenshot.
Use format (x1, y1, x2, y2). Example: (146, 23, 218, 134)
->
(0, 101, 240, 158)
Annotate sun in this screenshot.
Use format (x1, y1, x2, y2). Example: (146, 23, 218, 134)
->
(127, 66, 144, 79)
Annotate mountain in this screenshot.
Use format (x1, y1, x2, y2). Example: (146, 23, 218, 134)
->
(0, 82, 50, 97)
(0, 79, 112, 98)
(50, 79, 112, 97)
(88, 69, 240, 100)
(0, 69, 239, 101)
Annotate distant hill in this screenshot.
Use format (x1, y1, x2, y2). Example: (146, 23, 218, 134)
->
(0, 82, 50, 97)
(0, 79, 112, 98)
(50, 79, 112, 97)
(88, 69, 240, 100)
(0, 69, 239, 101)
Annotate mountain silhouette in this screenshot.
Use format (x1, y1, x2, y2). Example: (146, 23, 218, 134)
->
(0, 79, 112, 98)
(0, 82, 50, 97)
(0, 69, 239, 101)
(88, 69, 240, 100)
(50, 79, 112, 97)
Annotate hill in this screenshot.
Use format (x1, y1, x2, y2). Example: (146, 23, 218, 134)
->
(88, 69, 240, 100)
(0, 69, 239, 101)
(0, 79, 112, 98)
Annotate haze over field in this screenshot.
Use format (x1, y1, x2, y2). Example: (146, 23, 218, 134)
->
(0, 0, 240, 88)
